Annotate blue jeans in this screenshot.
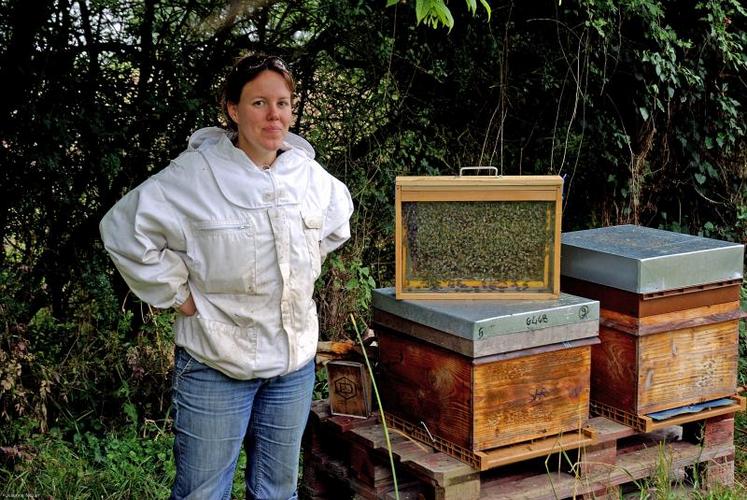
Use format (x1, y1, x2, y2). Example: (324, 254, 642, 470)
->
(170, 347, 315, 500)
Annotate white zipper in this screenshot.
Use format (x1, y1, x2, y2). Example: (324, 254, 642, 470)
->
(196, 223, 251, 231)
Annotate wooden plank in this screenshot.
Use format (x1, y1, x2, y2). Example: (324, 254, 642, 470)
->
(347, 422, 391, 450)
(306, 400, 739, 499)
(479, 440, 734, 499)
(473, 428, 595, 471)
(580, 440, 618, 474)
(636, 320, 739, 414)
(396, 290, 559, 300)
(472, 337, 598, 365)
(395, 184, 404, 298)
(472, 345, 591, 449)
(399, 189, 558, 202)
(403, 452, 479, 487)
(404, 278, 546, 289)
(312, 402, 378, 435)
(561, 276, 741, 318)
(590, 327, 638, 414)
(377, 330, 474, 449)
(591, 397, 744, 433)
(396, 175, 563, 188)
(348, 419, 478, 490)
(599, 301, 741, 336)
(585, 416, 637, 443)
(552, 188, 561, 296)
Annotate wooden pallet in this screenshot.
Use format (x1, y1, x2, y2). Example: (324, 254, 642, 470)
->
(383, 412, 596, 471)
(301, 401, 737, 500)
(590, 395, 746, 433)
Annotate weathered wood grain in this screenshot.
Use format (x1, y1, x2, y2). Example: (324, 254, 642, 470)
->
(562, 276, 741, 317)
(591, 326, 638, 412)
(636, 320, 738, 414)
(472, 345, 591, 449)
(377, 327, 592, 452)
(377, 327, 474, 449)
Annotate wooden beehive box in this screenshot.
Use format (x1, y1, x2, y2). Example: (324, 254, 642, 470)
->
(373, 288, 599, 468)
(561, 225, 745, 423)
(395, 174, 563, 300)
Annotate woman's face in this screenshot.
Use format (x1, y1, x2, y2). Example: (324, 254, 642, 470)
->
(227, 70, 293, 164)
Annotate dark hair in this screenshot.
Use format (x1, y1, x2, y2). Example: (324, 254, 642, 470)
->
(220, 54, 296, 131)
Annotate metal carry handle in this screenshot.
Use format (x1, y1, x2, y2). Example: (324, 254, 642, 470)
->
(459, 166, 499, 177)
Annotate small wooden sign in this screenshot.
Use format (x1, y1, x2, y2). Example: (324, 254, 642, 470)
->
(327, 360, 372, 418)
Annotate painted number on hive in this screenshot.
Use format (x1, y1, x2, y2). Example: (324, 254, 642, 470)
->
(526, 314, 549, 326)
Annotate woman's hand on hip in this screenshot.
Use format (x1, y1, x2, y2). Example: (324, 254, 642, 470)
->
(178, 294, 197, 316)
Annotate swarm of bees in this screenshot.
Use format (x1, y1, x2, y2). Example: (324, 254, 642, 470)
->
(403, 201, 554, 291)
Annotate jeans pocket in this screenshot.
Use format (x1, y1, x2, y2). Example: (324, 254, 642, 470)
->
(174, 347, 194, 379)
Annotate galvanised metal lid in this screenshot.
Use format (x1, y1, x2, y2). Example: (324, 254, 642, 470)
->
(561, 225, 744, 294)
(372, 287, 599, 342)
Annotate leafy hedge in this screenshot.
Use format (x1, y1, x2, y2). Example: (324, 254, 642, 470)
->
(1, 0, 745, 453)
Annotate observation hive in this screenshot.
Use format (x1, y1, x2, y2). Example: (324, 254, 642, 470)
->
(395, 173, 563, 300)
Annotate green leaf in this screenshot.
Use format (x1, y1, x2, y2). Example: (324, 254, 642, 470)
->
(694, 173, 706, 184)
(705, 162, 718, 178)
(434, 2, 455, 29)
(705, 136, 714, 149)
(345, 278, 359, 289)
(479, 0, 492, 19)
(415, 0, 430, 23)
(386, 0, 399, 6)
(638, 107, 649, 120)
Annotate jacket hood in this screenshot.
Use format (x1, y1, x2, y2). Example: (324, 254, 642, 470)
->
(186, 127, 315, 160)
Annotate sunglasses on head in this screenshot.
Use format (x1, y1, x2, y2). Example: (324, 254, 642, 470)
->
(236, 55, 290, 74)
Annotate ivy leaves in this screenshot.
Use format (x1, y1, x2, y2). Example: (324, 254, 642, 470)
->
(386, 0, 491, 30)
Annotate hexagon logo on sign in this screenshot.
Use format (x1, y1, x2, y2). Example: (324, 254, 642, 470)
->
(334, 376, 357, 400)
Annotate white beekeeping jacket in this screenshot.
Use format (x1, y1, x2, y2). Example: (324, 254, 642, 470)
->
(100, 127, 353, 379)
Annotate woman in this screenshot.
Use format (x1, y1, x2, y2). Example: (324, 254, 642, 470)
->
(100, 54, 353, 499)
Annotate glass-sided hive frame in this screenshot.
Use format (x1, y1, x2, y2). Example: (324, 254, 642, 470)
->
(395, 175, 563, 300)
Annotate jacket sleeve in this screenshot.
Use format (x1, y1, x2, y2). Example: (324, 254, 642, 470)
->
(100, 177, 190, 309)
(320, 175, 354, 259)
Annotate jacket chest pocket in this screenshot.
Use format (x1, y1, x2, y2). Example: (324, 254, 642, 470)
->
(302, 212, 322, 280)
(189, 220, 256, 294)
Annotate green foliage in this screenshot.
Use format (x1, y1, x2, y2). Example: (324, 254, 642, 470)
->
(313, 366, 329, 401)
(316, 255, 377, 340)
(2, 1, 747, 494)
(388, 0, 491, 30)
(0, 261, 174, 438)
(0, 421, 175, 498)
